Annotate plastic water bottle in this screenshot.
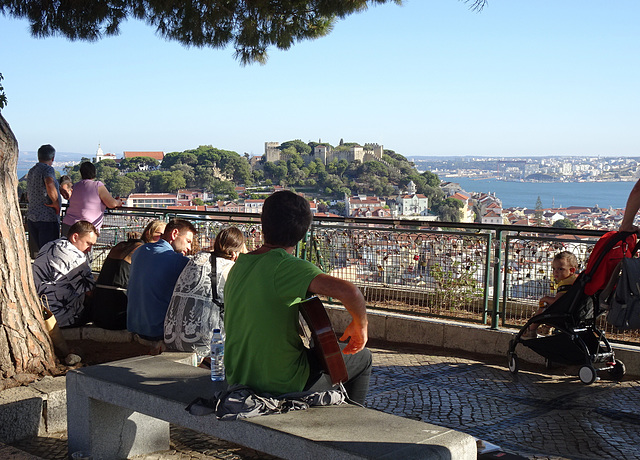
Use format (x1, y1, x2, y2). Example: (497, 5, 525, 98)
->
(210, 329, 225, 381)
(193, 345, 208, 368)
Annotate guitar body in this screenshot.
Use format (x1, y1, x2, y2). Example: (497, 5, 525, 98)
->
(299, 297, 348, 385)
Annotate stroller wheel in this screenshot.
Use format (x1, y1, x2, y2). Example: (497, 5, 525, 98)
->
(508, 353, 519, 374)
(608, 359, 626, 381)
(579, 365, 598, 385)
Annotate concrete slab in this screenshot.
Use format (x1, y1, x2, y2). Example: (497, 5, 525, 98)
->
(0, 386, 44, 443)
(59, 327, 81, 341)
(66, 355, 477, 459)
(247, 404, 476, 460)
(386, 314, 444, 347)
(30, 376, 67, 434)
(80, 327, 133, 343)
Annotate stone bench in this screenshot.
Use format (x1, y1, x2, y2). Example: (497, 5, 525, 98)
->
(66, 354, 477, 459)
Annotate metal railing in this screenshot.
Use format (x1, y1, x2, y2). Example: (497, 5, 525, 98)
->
(24, 204, 639, 344)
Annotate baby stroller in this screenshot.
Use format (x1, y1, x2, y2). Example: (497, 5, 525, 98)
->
(507, 231, 638, 384)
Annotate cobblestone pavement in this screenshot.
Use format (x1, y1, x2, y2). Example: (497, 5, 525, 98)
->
(9, 345, 640, 459)
(369, 346, 640, 460)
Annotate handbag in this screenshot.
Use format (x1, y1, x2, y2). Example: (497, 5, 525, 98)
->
(40, 295, 70, 357)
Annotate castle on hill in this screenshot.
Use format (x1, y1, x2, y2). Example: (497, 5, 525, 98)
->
(264, 141, 384, 165)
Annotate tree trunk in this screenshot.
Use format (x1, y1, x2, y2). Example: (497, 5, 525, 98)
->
(0, 113, 57, 389)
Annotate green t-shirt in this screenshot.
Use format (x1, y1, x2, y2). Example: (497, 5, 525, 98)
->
(224, 248, 323, 396)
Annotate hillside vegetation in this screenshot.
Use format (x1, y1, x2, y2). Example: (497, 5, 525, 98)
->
(19, 141, 453, 213)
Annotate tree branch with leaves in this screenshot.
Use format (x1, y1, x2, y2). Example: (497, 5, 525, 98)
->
(0, 0, 408, 65)
(0, 73, 7, 110)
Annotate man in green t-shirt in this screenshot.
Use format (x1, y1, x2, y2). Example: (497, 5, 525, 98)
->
(224, 190, 371, 404)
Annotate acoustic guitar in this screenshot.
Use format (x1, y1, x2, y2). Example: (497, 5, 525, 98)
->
(299, 297, 348, 385)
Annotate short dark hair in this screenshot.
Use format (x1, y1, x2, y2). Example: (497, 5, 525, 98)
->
(261, 191, 312, 247)
(59, 175, 72, 187)
(79, 161, 97, 180)
(163, 218, 197, 238)
(67, 220, 98, 238)
(213, 227, 245, 259)
(37, 144, 56, 162)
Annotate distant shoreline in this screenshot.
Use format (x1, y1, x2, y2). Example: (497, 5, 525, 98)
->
(447, 177, 632, 210)
(441, 175, 636, 184)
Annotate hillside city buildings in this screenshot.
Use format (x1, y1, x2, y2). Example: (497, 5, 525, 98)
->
(413, 156, 640, 183)
(81, 147, 631, 232)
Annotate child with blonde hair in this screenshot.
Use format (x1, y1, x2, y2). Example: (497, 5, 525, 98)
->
(524, 251, 578, 338)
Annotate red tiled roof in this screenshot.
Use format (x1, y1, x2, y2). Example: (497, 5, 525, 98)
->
(350, 196, 383, 204)
(129, 193, 176, 199)
(166, 205, 207, 211)
(123, 151, 165, 161)
(452, 192, 469, 201)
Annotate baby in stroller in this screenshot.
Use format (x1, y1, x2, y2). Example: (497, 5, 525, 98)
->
(523, 251, 578, 338)
(508, 231, 635, 384)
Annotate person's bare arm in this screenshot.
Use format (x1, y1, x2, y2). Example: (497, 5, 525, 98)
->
(539, 295, 555, 306)
(620, 178, 640, 232)
(540, 288, 570, 308)
(60, 185, 72, 200)
(44, 176, 60, 214)
(308, 273, 368, 354)
(98, 185, 122, 208)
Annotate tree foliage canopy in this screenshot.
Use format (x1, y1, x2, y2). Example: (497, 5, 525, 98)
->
(552, 218, 577, 229)
(0, 0, 404, 64)
(0, 73, 6, 110)
(436, 197, 463, 222)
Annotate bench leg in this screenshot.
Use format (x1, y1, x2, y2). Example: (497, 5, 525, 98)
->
(67, 373, 170, 459)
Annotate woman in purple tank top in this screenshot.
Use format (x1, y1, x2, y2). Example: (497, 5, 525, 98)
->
(62, 161, 122, 236)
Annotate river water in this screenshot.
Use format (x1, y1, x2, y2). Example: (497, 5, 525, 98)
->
(446, 177, 635, 210)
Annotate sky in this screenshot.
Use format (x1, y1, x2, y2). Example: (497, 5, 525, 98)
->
(2, 0, 640, 161)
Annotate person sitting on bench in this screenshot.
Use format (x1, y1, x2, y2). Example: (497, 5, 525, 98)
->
(32, 220, 98, 328)
(224, 191, 372, 405)
(127, 218, 197, 342)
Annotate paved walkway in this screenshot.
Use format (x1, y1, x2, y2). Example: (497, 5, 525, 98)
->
(8, 344, 640, 459)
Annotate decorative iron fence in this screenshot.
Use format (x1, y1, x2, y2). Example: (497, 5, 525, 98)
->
(22, 204, 639, 344)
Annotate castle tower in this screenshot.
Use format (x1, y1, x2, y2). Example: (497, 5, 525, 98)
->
(314, 144, 330, 165)
(373, 144, 384, 160)
(265, 142, 282, 162)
